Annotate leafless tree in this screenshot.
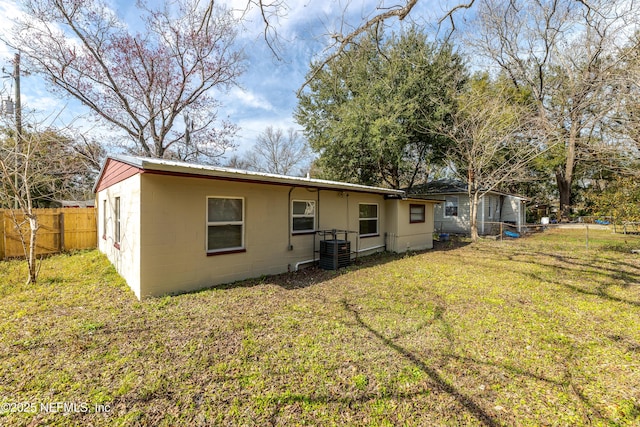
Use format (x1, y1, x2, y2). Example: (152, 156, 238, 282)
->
(442, 75, 543, 242)
(0, 151, 40, 284)
(223, 153, 252, 171)
(0, 119, 94, 283)
(465, 0, 640, 219)
(232, 126, 312, 176)
(608, 34, 640, 178)
(6, 0, 245, 163)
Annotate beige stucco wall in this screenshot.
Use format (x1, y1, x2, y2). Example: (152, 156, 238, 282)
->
(316, 190, 387, 256)
(130, 174, 392, 297)
(97, 175, 142, 298)
(385, 200, 434, 252)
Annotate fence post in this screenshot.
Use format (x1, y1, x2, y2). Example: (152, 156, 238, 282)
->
(0, 210, 4, 259)
(500, 222, 503, 242)
(586, 224, 589, 250)
(59, 212, 65, 252)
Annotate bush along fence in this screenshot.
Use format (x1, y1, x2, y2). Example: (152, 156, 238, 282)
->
(0, 208, 97, 259)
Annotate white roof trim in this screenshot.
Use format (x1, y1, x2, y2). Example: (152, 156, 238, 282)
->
(99, 155, 405, 196)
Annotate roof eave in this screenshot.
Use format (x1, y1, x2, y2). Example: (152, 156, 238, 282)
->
(96, 155, 405, 196)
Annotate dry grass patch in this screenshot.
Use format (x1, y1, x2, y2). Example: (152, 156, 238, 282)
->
(1, 229, 639, 426)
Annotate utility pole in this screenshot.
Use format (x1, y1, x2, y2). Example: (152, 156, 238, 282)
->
(12, 53, 22, 209)
(14, 53, 22, 146)
(1, 52, 24, 209)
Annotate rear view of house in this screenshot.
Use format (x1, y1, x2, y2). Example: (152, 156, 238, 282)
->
(409, 179, 528, 236)
(94, 156, 439, 299)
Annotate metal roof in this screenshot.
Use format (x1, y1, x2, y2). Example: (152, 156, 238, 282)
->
(95, 155, 406, 196)
(408, 179, 529, 200)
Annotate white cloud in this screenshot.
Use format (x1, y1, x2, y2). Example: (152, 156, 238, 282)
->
(227, 87, 274, 111)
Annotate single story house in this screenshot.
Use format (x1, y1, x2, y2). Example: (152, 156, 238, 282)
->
(94, 156, 440, 299)
(409, 179, 528, 236)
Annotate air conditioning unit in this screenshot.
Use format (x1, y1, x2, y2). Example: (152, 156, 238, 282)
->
(319, 239, 351, 270)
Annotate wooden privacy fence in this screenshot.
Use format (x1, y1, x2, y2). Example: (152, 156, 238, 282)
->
(0, 208, 97, 259)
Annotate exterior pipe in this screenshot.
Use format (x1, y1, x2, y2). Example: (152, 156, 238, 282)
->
(294, 258, 317, 271)
(357, 244, 386, 254)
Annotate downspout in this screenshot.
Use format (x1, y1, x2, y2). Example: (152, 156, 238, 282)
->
(345, 192, 350, 230)
(287, 186, 296, 251)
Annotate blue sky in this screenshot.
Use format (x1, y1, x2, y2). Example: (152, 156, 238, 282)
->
(0, 0, 463, 157)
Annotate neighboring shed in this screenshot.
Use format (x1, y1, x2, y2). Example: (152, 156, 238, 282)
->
(409, 179, 528, 236)
(94, 156, 439, 299)
(59, 200, 96, 208)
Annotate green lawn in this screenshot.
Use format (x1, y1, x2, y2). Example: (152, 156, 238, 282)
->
(1, 228, 639, 426)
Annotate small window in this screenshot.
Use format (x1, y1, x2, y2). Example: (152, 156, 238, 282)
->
(114, 197, 121, 244)
(444, 196, 458, 218)
(359, 203, 378, 236)
(292, 200, 315, 233)
(207, 197, 244, 253)
(410, 204, 426, 223)
(102, 199, 107, 239)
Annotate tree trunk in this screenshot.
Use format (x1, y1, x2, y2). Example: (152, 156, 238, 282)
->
(557, 124, 578, 222)
(556, 172, 572, 221)
(469, 191, 480, 243)
(26, 214, 39, 284)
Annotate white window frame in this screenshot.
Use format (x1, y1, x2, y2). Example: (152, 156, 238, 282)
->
(102, 199, 107, 239)
(114, 197, 121, 244)
(291, 200, 316, 234)
(444, 196, 459, 218)
(206, 196, 245, 254)
(359, 203, 379, 237)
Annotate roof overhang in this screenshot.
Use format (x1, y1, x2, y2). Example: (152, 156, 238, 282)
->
(410, 190, 530, 202)
(94, 155, 406, 197)
(402, 197, 443, 204)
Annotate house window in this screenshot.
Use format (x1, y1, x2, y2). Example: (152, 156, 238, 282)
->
(102, 199, 107, 239)
(292, 200, 315, 233)
(410, 204, 426, 223)
(444, 196, 458, 218)
(359, 203, 378, 237)
(487, 198, 493, 219)
(114, 197, 121, 245)
(207, 197, 244, 253)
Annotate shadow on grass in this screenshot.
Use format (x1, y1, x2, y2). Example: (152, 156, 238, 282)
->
(519, 255, 640, 307)
(339, 299, 500, 427)
(470, 243, 640, 307)
(451, 354, 616, 425)
(608, 334, 640, 353)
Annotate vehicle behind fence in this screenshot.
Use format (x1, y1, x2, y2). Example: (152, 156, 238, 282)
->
(0, 208, 97, 259)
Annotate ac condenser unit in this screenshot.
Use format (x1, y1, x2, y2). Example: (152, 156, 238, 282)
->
(319, 239, 351, 270)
